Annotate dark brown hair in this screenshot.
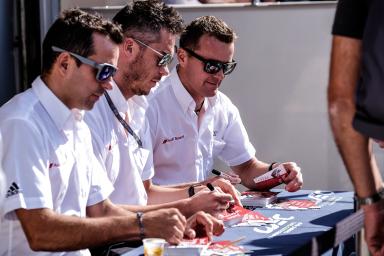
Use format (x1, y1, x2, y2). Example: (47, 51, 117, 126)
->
(42, 8, 123, 75)
(180, 16, 236, 50)
(112, 0, 184, 43)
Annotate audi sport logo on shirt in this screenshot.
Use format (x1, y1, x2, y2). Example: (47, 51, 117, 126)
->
(49, 162, 60, 168)
(6, 182, 22, 198)
(162, 135, 185, 144)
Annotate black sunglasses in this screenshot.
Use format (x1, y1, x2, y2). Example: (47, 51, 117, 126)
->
(134, 39, 173, 67)
(182, 47, 237, 75)
(51, 46, 118, 82)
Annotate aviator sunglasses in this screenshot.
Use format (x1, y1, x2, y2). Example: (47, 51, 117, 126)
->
(52, 46, 118, 82)
(182, 47, 237, 75)
(133, 39, 173, 67)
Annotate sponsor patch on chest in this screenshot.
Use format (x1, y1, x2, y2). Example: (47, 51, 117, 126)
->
(162, 135, 185, 144)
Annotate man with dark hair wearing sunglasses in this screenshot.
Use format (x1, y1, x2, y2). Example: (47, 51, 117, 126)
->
(0, 9, 224, 255)
(84, 1, 240, 219)
(147, 16, 303, 192)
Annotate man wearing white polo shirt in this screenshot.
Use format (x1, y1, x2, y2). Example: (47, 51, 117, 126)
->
(147, 16, 303, 191)
(0, 9, 223, 255)
(85, 0, 238, 217)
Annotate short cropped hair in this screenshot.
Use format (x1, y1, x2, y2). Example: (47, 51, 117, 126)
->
(180, 16, 237, 50)
(112, 0, 184, 43)
(42, 8, 123, 75)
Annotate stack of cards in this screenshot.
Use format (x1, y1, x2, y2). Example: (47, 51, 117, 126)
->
(240, 190, 279, 207)
(253, 164, 288, 190)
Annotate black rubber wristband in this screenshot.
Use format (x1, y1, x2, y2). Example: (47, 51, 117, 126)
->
(188, 185, 195, 197)
(188, 184, 201, 197)
(268, 162, 278, 171)
(136, 211, 145, 240)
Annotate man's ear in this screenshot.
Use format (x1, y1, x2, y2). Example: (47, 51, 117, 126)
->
(56, 52, 72, 77)
(123, 37, 135, 55)
(177, 48, 187, 67)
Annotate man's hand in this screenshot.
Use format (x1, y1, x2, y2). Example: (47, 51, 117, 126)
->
(184, 211, 225, 241)
(201, 177, 242, 206)
(142, 208, 186, 245)
(362, 200, 384, 256)
(189, 189, 233, 216)
(281, 162, 303, 192)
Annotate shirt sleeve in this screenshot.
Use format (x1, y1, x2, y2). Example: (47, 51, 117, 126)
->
(332, 0, 369, 39)
(217, 97, 256, 167)
(1, 119, 53, 220)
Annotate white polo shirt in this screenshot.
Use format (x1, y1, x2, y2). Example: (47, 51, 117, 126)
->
(85, 80, 154, 206)
(147, 68, 256, 185)
(0, 77, 114, 256)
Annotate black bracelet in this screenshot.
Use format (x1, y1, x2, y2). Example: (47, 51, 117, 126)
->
(268, 162, 278, 171)
(355, 187, 384, 206)
(188, 184, 200, 197)
(136, 212, 145, 240)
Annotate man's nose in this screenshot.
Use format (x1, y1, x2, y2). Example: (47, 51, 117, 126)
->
(159, 65, 170, 77)
(213, 69, 225, 80)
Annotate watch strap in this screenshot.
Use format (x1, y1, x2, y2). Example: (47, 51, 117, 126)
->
(355, 187, 384, 205)
(136, 211, 145, 239)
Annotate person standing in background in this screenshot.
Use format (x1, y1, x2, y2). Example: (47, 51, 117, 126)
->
(328, 0, 384, 255)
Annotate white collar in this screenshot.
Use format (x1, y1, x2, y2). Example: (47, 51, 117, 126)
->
(170, 67, 217, 114)
(108, 79, 149, 113)
(31, 76, 82, 131)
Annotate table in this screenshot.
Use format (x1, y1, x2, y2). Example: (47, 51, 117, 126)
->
(118, 190, 364, 256)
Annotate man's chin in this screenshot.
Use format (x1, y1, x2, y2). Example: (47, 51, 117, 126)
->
(136, 90, 150, 96)
(84, 101, 97, 110)
(207, 89, 218, 97)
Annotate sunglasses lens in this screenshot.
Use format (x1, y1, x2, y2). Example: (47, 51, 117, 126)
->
(158, 54, 172, 66)
(97, 65, 116, 81)
(223, 62, 237, 75)
(205, 62, 222, 74)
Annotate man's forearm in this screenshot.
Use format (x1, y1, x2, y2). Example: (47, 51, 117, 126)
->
(328, 35, 383, 197)
(146, 183, 189, 203)
(16, 208, 141, 252)
(117, 199, 195, 217)
(231, 158, 269, 189)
